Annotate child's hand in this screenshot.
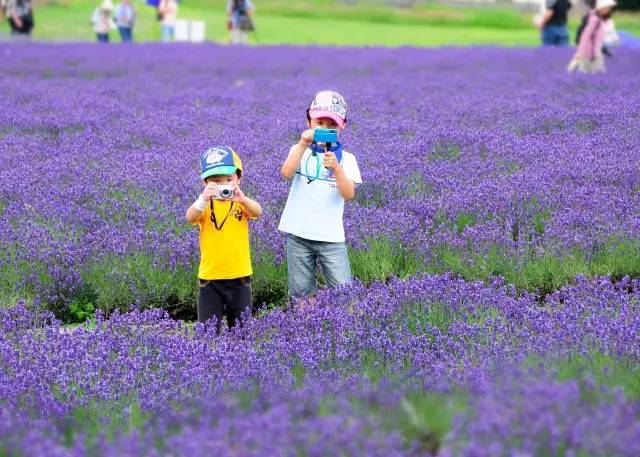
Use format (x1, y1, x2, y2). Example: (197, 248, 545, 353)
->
(323, 151, 339, 170)
(299, 129, 314, 147)
(200, 182, 218, 202)
(232, 184, 247, 204)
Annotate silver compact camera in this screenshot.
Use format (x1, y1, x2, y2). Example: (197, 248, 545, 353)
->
(213, 184, 235, 200)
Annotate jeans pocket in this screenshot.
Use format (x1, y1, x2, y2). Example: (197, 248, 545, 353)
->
(198, 279, 210, 288)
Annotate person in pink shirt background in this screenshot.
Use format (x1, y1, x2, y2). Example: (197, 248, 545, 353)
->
(568, 0, 617, 73)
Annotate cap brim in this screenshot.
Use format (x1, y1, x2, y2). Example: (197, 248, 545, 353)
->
(201, 165, 237, 180)
(309, 110, 345, 128)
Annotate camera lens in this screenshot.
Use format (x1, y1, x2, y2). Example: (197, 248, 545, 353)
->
(221, 188, 232, 198)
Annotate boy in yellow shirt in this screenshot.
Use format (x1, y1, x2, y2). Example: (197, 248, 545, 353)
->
(186, 146, 262, 330)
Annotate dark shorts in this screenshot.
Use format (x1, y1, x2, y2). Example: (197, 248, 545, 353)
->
(197, 276, 252, 331)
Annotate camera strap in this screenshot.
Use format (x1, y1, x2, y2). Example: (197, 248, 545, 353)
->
(304, 153, 322, 184)
(310, 141, 343, 164)
(210, 199, 234, 231)
(303, 142, 343, 183)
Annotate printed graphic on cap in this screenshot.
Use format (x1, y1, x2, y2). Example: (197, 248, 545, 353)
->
(204, 147, 229, 166)
(310, 91, 347, 120)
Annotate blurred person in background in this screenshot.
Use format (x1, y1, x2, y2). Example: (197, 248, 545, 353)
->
(159, 0, 178, 42)
(91, 0, 115, 43)
(575, 0, 619, 57)
(5, 0, 34, 39)
(535, 0, 572, 46)
(114, 0, 136, 43)
(227, 0, 254, 45)
(568, 0, 617, 73)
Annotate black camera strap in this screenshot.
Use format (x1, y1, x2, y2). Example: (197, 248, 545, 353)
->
(210, 199, 234, 231)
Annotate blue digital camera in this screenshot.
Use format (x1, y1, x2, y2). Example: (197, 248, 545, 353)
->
(312, 128, 338, 144)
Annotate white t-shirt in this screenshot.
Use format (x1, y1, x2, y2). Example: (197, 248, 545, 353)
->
(278, 145, 362, 243)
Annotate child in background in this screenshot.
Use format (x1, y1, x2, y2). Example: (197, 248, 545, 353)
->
(227, 0, 254, 45)
(159, 0, 178, 42)
(114, 0, 135, 43)
(91, 0, 115, 43)
(186, 146, 262, 331)
(575, 0, 620, 57)
(279, 91, 362, 299)
(568, 0, 617, 73)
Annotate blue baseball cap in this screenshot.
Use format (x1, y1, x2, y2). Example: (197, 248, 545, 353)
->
(200, 146, 243, 180)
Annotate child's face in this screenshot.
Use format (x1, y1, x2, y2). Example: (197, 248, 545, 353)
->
(598, 6, 613, 15)
(308, 117, 342, 132)
(204, 173, 239, 186)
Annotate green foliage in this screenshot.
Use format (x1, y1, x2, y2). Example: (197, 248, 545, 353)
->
(405, 300, 454, 336)
(54, 385, 151, 447)
(427, 238, 640, 298)
(616, 0, 640, 11)
(454, 212, 477, 235)
(398, 391, 467, 455)
(0, 246, 47, 308)
(519, 252, 589, 296)
(590, 238, 640, 281)
(525, 352, 640, 400)
(401, 171, 433, 198)
(290, 358, 307, 389)
(350, 237, 423, 285)
(556, 353, 640, 400)
(0, 0, 561, 46)
(74, 252, 197, 319)
(251, 254, 289, 309)
(533, 209, 551, 236)
(429, 141, 461, 162)
(360, 348, 390, 384)
(354, 181, 389, 208)
(67, 294, 95, 323)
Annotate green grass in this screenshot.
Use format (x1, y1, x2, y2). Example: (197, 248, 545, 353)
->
(397, 390, 467, 455)
(425, 238, 640, 297)
(3, 0, 637, 46)
(525, 352, 640, 400)
(4, 235, 640, 322)
(350, 237, 424, 285)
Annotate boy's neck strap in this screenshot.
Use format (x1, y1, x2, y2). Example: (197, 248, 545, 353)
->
(210, 199, 234, 231)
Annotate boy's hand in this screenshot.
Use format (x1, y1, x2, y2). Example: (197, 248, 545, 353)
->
(323, 151, 339, 170)
(299, 129, 314, 147)
(200, 182, 218, 202)
(232, 184, 248, 204)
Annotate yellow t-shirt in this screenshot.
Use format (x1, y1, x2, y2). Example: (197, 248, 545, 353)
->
(194, 200, 253, 280)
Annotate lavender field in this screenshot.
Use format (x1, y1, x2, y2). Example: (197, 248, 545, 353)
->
(1, 43, 640, 455)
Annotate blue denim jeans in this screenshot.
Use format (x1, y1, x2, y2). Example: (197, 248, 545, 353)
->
(542, 25, 569, 47)
(162, 24, 175, 42)
(118, 26, 133, 42)
(286, 234, 352, 297)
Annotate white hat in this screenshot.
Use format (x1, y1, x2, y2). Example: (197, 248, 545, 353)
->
(596, 0, 616, 10)
(100, 0, 114, 10)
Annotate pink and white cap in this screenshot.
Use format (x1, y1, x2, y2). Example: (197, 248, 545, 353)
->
(308, 90, 348, 128)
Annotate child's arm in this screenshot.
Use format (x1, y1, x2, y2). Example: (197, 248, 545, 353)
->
(186, 183, 217, 224)
(281, 129, 314, 179)
(324, 152, 355, 200)
(241, 196, 263, 219)
(233, 186, 262, 218)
